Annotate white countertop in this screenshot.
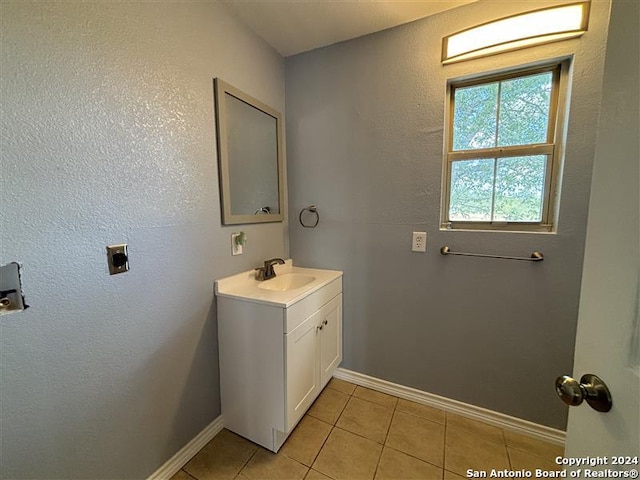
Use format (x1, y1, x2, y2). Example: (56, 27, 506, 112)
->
(215, 259, 343, 308)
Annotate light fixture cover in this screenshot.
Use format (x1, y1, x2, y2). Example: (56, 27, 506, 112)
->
(442, 2, 590, 64)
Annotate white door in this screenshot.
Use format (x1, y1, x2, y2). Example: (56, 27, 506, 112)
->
(564, 0, 639, 467)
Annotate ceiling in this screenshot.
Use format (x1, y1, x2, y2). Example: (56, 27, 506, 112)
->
(221, 1, 478, 57)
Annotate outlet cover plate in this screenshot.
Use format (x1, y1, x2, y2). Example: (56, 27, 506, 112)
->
(412, 232, 427, 252)
(107, 244, 129, 274)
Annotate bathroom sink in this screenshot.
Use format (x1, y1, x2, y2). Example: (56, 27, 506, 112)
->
(215, 259, 342, 307)
(258, 273, 316, 292)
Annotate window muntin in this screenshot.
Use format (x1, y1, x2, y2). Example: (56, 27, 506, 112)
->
(443, 63, 565, 231)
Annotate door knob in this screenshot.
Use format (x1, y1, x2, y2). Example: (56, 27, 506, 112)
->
(555, 374, 612, 412)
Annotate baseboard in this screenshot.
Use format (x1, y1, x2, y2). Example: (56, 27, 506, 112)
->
(333, 368, 566, 446)
(148, 415, 224, 480)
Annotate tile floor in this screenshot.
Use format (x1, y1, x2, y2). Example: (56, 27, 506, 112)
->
(172, 379, 564, 480)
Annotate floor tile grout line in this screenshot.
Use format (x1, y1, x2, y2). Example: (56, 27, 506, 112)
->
(381, 442, 446, 471)
(179, 468, 199, 480)
(371, 448, 384, 479)
(507, 444, 515, 470)
(331, 423, 385, 444)
(240, 445, 312, 479)
(353, 385, 400, 410)
(278, 447, 318, 472)
(381, 400, 398, 446)
(340, 392, 398, 422)
(346, 385, 400, 452)
(327, 426, 385, 480)
(499, 425, 509, 465)
(308, 385, 354, 480)
(500, 427, 512, 470)
(444, 411, 514, 477)
(382, 407, 447, 469)
(445, 411, 513, 447)
(309, 425, 339, 480)
(236, 444, 260, 478)
(309, 383, 352, 426)
(372, 399, 401, 480)
(302, 421, 334, 471)
(333, 390, 352, 424)
(504, 443, 565, 462)
(325, 381, 357, 397)
(395, 397, 447, 425)
(395, 406, 446, 426)
(443, 411, 448, 473)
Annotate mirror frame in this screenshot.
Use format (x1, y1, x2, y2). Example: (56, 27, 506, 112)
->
(214, 78, 285, 225)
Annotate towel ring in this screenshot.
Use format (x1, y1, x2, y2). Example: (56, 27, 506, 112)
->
(254, 206, 271, 215)
(299, 206, 319, 228)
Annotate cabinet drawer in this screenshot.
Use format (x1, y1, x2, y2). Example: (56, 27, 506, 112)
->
(285, 277, 342, 333)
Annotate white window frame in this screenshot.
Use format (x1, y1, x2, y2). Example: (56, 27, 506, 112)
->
(440, 59, 571, 233)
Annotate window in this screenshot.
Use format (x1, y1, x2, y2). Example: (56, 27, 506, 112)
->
(441, 61, 569, 232)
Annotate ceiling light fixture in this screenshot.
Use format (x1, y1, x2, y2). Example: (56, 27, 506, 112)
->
(442, 2, 590, 64)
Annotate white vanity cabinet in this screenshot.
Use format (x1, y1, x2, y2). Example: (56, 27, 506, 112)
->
(216, 264, 342, 452)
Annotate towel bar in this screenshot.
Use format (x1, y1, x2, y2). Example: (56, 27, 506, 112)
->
(440, 246, 543, 262)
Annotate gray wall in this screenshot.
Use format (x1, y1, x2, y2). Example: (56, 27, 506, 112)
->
(0, 2, 286, 479)
(286, 0, 611, 430)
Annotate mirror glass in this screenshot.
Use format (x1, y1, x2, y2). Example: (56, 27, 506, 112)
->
(214, 79, 284, 225)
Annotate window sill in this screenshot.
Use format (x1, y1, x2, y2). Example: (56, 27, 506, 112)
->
(440, 223, 556, 234)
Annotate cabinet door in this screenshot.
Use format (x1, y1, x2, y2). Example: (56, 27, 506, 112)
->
(285, 310, 320, 431)
(319, 294, 343, 388)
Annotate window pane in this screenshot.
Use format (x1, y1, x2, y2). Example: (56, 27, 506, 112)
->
(497, 72, 553, 147)
(449, 159, 495, 221)
(452, 83, 499, 151)
(493, 155, 546, 222)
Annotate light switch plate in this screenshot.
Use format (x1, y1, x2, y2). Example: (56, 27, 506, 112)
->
(0, 262, 27, 315)
(231, 233, 243, 256)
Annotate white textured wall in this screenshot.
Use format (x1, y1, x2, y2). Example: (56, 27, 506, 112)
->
(0, 2, 285, 478)
(286, 0, 611, 430)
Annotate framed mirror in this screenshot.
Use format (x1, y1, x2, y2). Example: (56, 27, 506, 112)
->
(214, 78, 285, 225)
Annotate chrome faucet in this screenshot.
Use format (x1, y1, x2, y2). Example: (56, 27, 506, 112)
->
(255, 258, 285, 281)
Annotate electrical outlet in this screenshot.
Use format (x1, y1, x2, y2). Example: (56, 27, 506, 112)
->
(231, 233, 243, 256)
(412, 232, 427, 252)
(106, 244, 129, 274)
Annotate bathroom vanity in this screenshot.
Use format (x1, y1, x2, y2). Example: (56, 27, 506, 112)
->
(215, 260, 343, 452)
